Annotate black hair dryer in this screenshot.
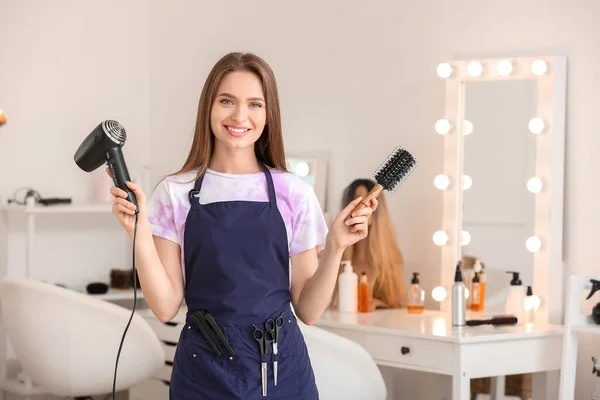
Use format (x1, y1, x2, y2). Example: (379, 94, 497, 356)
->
(586, 279, 600, 325)
(74, 120, 137, 208)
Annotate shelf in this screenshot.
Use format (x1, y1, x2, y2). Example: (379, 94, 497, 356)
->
(87, 288, 144, 301)
(1, 202, 112, 214)
(571, 324, 600, 334)
(0, 378, 49, 396)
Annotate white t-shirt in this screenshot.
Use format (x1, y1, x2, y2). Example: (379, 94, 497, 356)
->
(147, 168, 329, 282)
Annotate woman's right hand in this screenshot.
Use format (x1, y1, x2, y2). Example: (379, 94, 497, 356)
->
(106, 167, 148, 238)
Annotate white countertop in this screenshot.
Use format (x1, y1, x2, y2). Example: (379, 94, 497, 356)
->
(316, 309, 563, 344)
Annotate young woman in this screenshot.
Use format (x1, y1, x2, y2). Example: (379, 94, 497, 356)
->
(332, 178, 407, 311)
(107, 52, 376, 399)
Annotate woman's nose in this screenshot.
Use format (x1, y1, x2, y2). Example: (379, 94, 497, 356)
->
(230, 106, 247, 123)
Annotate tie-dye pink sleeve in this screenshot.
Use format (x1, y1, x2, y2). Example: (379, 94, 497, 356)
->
(147, 179, 179, 244)
(289, 189, 329, 256)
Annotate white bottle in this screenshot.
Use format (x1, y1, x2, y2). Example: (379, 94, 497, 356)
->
(338, 261, 358, 312)
(504, 271, 525, 323)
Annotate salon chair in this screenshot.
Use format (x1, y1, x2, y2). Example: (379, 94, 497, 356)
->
(299, 321, 387, 400)
(0, 277, 163, 399)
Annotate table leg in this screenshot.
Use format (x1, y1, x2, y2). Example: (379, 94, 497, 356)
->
(453, 373, 470, 400)
(490, 376, 505, 400)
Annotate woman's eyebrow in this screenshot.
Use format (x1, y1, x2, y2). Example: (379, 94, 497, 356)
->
(217, 92, 265, 102)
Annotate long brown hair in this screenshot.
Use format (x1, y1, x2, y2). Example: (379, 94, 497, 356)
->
(171, 52, 287, 178)
(337, 179, 408, 308)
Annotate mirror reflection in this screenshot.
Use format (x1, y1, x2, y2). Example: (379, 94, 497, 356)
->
(460, 79, 538, 298)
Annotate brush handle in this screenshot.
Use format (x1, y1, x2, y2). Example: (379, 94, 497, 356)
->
(346, 184, 383, 221)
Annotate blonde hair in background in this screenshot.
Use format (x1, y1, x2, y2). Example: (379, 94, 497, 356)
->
(333, 179, 408, 308)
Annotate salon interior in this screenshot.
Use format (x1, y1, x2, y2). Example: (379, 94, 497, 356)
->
(1, 1, 599, 399)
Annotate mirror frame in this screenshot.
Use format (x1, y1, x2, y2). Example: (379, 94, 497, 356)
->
(435, 56, 567, 324)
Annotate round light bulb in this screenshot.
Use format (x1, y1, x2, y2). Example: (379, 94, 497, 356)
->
(432, 231, 448, 246)
(461, 175, 472, 190)
(526, 236, 542, 252)
(496, 60, 513, 76)
(467, 61, 483, 77)
(527, 177, 543, 193)
(464, 287, 470, 299)
(532, 295, 541, 310)
(460, 231, 471, 246)
(437, 63, 452, 78)
(434, 174, 450, 190)
(294, 162, 310, 177)
(531, 60, 547, 76)
(432, 286, 447, 302)
(463, 120, 473, 135)
(435, 119, 452, 135)
(529, 118, 545, 134)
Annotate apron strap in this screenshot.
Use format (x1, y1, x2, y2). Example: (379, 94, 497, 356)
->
(188, 171, 205, 208)
(262, 165, 277, 210)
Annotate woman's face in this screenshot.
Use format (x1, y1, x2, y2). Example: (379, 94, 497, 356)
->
(354, 185, 374, 225)
(210, 71, 267, 153)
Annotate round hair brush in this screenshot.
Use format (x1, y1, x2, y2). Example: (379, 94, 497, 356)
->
(349, 147, 418, 216)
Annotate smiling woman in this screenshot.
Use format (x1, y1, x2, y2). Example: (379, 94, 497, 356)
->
(106, 52, 379, 400)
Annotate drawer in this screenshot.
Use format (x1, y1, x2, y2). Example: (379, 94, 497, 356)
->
(365, 333, 454, 373)
(152, 363, 173, 382)
(146, 318, 185, 343)
(162, 341, 177, 362)
(130, 378, 169, 400)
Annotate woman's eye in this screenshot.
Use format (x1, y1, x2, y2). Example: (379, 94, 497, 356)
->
(250, 103, 263, 108)
(220, 99, 233, 105)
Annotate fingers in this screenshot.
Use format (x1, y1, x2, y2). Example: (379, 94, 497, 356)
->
(112, 197, 137, 215)
(345, 215, 368, 227)
(110, 185, 128, 199)
(126, 181, 146, 202)
(370, 198, 379, 212)
(341, 196, 364, 216)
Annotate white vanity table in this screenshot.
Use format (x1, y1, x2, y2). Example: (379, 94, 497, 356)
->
(316, 309, 563, 400)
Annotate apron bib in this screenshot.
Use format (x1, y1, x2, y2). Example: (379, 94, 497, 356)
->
(169, 165, 319, 400)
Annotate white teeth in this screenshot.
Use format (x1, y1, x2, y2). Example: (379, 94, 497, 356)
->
(227, 127, 249, 133)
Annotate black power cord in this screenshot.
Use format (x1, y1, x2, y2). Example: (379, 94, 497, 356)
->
(112, 210, 139, 399)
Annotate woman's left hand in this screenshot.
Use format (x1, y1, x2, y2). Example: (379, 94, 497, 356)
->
(327, 196, 378, 251)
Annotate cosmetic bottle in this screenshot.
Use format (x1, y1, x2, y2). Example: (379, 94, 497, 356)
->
(469, 272, 482, 312)
(338, 261, 358, 313)
(523, 285, 535, 325)
(407, 272, 425, 314)
(504, 271, 525, 323)
(358, 272, 370, 313)
(452, 261, 466, 326)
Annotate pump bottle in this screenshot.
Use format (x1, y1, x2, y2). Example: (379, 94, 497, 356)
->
(504, 271, 525, 323)
(408, 272, 424, 314)
(452, 261, 466, 326)
(338, 261, 358, 312)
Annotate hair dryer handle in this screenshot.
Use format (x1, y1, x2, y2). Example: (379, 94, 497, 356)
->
(106, 147, 138, 208)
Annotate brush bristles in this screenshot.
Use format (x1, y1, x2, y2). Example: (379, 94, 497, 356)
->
(373, 147, 418, 192)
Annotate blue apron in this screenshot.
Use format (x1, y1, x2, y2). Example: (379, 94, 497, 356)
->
(169, 165, 319, 399)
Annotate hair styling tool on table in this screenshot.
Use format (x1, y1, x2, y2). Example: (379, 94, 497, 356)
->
(348, 147, 417, 217)
(466, 315, 518, 326)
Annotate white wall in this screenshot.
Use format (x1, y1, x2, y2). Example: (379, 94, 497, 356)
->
(0, 0, 150, 288)
(1, 0, 600, 398)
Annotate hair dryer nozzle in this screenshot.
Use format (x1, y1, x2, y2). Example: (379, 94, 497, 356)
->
(587, 279, 600, 300)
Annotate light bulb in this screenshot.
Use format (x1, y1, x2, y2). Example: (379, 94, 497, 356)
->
(464, 287, 470, 299)
(532, 295, 541, 310)
(529, 118, 545, 134)
(432, 286, 447, 302)
(496, 60, 513, 76)
(435, 119, 452, 135)
(527, 177, 543, 193)
(460, 231, 471, 246)
(432, 231, 448, 246)
(461, 175, 472, 190)
(467, 61, 483, 77)
(526, 236, 542, 252)
(531, 60, 547, 76)
(434, 174, 450, 190)
(437, 63, 453, 78)
(294, 162, 310, 177)
(463, 120, 473, 135)
(524, 296, 534, 311)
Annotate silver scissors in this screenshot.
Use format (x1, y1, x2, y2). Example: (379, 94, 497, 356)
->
(253, 324, 273, 396)
(265, 312, 284, 385)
